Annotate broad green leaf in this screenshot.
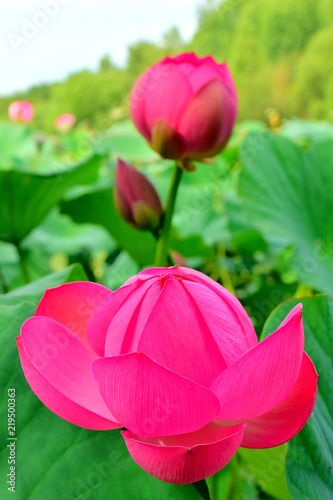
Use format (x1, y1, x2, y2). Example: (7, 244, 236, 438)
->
(99, 120, 159, 162)
(262, 295, 333, 500)
(238, 446, 290, 500)
(241, 280, 297, 334)
(0, 155, 101, 244)
(171, 234, 214, 260)
(141, 157, 232, 247)
(0, 122, 36, 168)
(239, 132, 333, 294)
(24, 208, 115, 256)
(0, 263, 88, 306)
(0, 268, 203, 500)
(103, 251, 139, 290)
(281, 119, 333, 145)
(61, 187, 156, 265)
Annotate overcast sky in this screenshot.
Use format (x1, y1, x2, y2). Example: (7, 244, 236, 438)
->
(0, 0, 203, 96)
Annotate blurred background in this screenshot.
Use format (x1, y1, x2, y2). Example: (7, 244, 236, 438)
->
(1, 0, 333, 128)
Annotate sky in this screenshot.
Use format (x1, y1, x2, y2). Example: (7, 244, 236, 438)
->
(0, 0, 203, 96)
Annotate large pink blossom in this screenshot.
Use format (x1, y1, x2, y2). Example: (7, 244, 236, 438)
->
(17, 267, 317, 484)
(130, 53, 237, 166)
(8, 101, 34, 122)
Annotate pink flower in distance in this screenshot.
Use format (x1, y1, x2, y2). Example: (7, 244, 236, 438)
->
(130, 53, 237, 167)
(8, 101, 34, 122)
(54, 113, 76, 131)
(17, 267, 318, 484)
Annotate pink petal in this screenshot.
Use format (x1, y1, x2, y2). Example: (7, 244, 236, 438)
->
(183, 62, 237, 154)
(104, 279, 161, 356)
(129, 70, 153, 141)
(18, 316, 119, 426)
(217, 62, 238, 98)
(144, 62, 192, 130)
(182, 280, 257, 366)
(137, 278, 227, 386)
(178, 79, 227, 157)
(242, 352, 318, 448)
(87, 278, 155, 356)
(35, 281, 111, 348)
(122, 422, 245, 484)
(278, 303, 303, 328)
(172, 52, 203, 71)
(92, 353, 220, 437)
(211, 305, 304, 420)
(186, 56, 224, 93)
(17, 338, 119, 430)
(135, 266, 258, 358)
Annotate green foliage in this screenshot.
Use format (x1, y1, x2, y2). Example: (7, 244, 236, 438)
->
(192, 0, 333, 121)
(292, 27, 333, 119)
(1, 0, 333, 127)
(238, 446, 290, 500)
(262, 295, 333, 500)
(61, 186, 157, 266)
(0, 153, 101, 244)
(238, 131, 333, 295)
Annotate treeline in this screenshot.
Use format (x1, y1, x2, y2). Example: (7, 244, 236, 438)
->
(1, 0, 332, 130)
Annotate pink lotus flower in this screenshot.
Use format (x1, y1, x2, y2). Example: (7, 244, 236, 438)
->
(114, 159, 163, 230)
(17, 267, 317, 484)
(130, 53, 237, 168)
(54, 113, 76, 131)
(8, 101, 34, 122)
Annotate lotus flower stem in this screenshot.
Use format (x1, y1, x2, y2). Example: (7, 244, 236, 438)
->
(16, 243, 30, 284)
(0, 265, 9, 293)
(193, 479, 211, 499)
(226, 455, 242, 500)
(154, 163, 183, 266)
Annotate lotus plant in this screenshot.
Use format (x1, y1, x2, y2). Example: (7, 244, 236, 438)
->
(17, 267, 318, 485)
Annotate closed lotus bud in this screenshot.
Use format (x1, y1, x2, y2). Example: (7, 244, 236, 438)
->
(8, 101, 34, 123)
(130, 52, 237, 169)
(114, 159, 163, 231)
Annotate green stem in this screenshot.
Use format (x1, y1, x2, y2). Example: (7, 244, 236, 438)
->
(226, 455, 242, 500)
(294, 283, 313, 298)
(154, 164, 183, 266)
(16, 243, 30, 284)
(193, 479, 211, 500)
(211, 473, 219, 500)
(0, 266, 9, 293)
(216, 243, 235, 295)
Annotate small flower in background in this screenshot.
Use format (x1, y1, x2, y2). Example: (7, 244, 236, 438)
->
(17, 267, 318, 485)
(170, 250, 186, 267)
(8, 101, 34, 122)
(54, 113, 76, 132)
(130, 52, 238, 169)
(265, 107, 281, 130)
(114, 159, 163, 231)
